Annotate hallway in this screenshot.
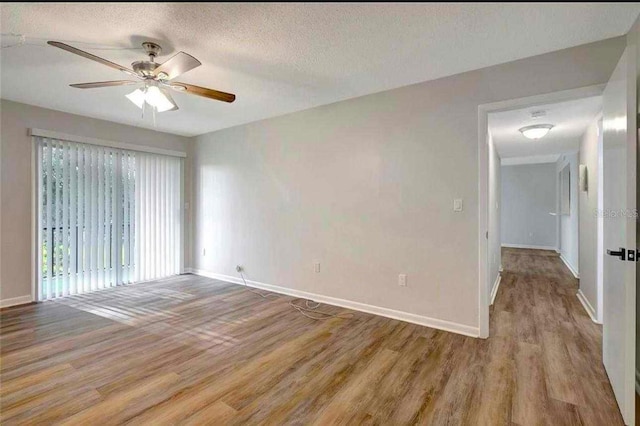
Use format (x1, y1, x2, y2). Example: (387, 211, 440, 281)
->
(491, 247, 623, 424)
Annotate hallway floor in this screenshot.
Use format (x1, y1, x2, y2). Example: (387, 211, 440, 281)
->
(491, 247, 623, 424)
(0, 247, 624, 424)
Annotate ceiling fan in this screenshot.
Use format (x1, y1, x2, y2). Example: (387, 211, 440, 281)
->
(47, 40, 235, 113)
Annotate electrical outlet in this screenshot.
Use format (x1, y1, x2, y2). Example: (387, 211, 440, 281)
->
(314, 262, 321, 273)
(398, 274, 407, 287)
(236, 265, 243, 272)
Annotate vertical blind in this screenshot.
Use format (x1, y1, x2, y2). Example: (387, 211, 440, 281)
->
(36, 136, 182, 300)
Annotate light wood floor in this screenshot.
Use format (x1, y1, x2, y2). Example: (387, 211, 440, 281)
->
(0, 248, 624, 424)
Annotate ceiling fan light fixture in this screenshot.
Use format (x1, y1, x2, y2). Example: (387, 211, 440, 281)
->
(519, 124, 554, 140)
(125, 88, 146, 109)
(146, 86, 176, 112)
(126, 85, 176, 113)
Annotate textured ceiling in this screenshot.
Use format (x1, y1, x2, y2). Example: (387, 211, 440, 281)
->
(489, 96, 603, 159)
(1, 3, 638, 136)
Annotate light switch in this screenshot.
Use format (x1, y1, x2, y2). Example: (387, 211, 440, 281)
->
(453, 198, 463, 212)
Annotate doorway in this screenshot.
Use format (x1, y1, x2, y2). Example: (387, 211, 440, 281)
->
(479, 80, 636, 423)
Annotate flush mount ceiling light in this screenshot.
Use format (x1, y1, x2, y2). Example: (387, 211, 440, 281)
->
(519, 124, 554, 140)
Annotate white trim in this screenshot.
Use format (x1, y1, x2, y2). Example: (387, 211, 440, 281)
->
(576, 289, 600, 323)
(560, 254, 580, 278)
(32, 135, 39, 302)
(596, 118, 604, 325)
(0, 295, 33, 308)
(478, 110, 490, 338)
(501, 243, 558, 251)
(29, 128, 187, 158)
(179, 159, 185, 274)
(187, 268, 480, 338)
(490, 274, 501, 305)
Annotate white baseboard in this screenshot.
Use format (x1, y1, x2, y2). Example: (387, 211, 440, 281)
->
(490, 274, 501, 305)
(576, 290, 599, 324)
(186, 268, 479, 338)
(501, 243, 558, 251)
(560, 254, 579, 278)
(0, 294, 33, 308)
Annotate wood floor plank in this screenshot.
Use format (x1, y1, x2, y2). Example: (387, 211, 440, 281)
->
(182, 400, 238, 425)
(541, 330, 585, 406)
(310, 347, 400, 425)
(0, 363, 75, 397)
(473, 336, 515, 425)
(60, 373, 181, 425)
(512, 341, 548, 425)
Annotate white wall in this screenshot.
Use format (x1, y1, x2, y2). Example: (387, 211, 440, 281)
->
(0, 100, 193, 303)
(578, 118, 601, 320)
(191, 37, 625, 335)
(557, 151, 580, 275)
(488, 132, 501, 298)
(501, 163, 558, 249)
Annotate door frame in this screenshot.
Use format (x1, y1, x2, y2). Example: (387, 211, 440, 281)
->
(477, 84, 605, 338)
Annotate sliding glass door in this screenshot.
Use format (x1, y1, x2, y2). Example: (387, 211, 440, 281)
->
(36, 136, 182, 300)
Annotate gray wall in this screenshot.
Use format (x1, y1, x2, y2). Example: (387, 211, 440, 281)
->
(501, 163, 558, 249)
(578, 118, 601, 318)
(191, 37, 625, 333)
(557, 152, 580, 274)
(0, 100, 193, 302)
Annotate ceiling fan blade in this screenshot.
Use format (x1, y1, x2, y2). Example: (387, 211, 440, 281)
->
(70, 80, 139, 89)
(48, 41, 139, 77)
(154, 52, 201, 81)
(169, 82, 235, 103)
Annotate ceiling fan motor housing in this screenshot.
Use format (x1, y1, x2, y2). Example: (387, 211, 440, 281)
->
(134, 42, 170, 79)
(132, 60, 159, 77)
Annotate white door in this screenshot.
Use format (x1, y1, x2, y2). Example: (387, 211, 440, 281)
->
(603, 46, 636, 426)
